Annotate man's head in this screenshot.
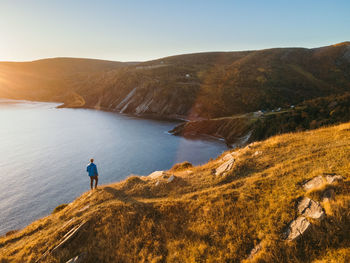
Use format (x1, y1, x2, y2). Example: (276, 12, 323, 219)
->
(90, 158, 94, 163)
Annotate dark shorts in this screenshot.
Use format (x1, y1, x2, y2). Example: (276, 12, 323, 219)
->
(90, 176, 98, 180)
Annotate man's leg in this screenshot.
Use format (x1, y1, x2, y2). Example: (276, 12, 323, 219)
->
(90, 176, 94, 190)
(95, 176, 98, 189)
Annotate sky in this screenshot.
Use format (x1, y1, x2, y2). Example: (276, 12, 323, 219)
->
(0, 0, 349, 62)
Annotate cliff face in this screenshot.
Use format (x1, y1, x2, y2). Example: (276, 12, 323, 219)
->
(1, 43, 350, 120)
(78, 42, 350, 119)
(170, 92, 350, 147)
(169, 115, 253, 146)
(0, 122, 349, 262)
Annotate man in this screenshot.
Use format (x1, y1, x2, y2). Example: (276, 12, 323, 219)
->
(86, 158, 98, 190)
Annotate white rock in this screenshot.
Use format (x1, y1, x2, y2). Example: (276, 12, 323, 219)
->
(155, 180, 160, 186)
(253, 151, 262, 156)
(285, 216, 311, 241)
(325, 175, 343, 184)
(215, 158, 235, 176)
(297, 197, 325, 220)
(168, 175, 175, 182)
(303, 176, 324, 191)
(222, 153, 234, 161)
(148, 171, 165, 179)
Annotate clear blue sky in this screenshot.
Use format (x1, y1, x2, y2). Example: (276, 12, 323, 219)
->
(0, 0, 349, 62)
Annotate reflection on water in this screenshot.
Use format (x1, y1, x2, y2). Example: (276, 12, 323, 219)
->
(0, 99, 227, 234)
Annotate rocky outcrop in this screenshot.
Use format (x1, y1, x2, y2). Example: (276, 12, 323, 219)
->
(284, 197, 323, 241)
(285, 216, 311, 241)
(284, 174, 344, 241)
(215, 152, 236, 176)
(303, 174, 343, 191)
(169, 116, 253, 146)
(148, 171, 165, 179)
(325, 174, 343, 184)
(115, 88, 137, 113)
(297, 197, 325, 220)
(303, 176, 324, 190)
(215, 158, 235, 176)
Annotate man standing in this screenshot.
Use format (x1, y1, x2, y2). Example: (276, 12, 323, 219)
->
(86, 158, 98, 190)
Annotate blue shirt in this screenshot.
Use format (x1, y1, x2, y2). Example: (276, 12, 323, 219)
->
(86, 163, 98, 177)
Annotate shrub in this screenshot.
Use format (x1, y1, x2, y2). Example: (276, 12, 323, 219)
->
(170, 161, 193, 171)
(52, 203, 68, 214)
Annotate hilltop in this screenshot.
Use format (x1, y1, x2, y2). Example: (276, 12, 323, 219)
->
(1, 42, 350, 118)
(0, 58, 129, 105)
(0, 122, 349, 262)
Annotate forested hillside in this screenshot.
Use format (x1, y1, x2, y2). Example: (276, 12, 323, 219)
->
(1, 42, 350, 119)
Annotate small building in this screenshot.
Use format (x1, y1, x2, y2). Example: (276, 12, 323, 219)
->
(254, 110, 264, 117)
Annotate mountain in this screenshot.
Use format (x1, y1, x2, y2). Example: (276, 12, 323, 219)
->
(0, 57, 130, 105)
(0, 122, 349, 262)
(1, 42, 350, 119)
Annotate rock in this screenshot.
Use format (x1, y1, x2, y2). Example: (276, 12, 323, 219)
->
(253, 151, 262, 156)
(248, 242, 262, 259)
(298, 197, 325, 220)
(285, 216, 311, 241)
(168, 175, 175, 182)
(325, 175, 343, 184)
(222, 153, 234, 161)
(303, 176, 324, 191)
(155, 180, 160, 186)
(148, 171, 165, 179)
(215, 158, 235, 176)
(66, 253, 87, 263)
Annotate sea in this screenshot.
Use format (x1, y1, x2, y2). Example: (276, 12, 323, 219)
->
(0, 99, 227, 235)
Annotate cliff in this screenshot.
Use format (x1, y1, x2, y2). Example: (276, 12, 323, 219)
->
(170, 92, 350, 146)
(0, 122, 349, 262)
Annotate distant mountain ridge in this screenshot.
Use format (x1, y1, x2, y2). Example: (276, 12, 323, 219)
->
(1, 42, 350, 119)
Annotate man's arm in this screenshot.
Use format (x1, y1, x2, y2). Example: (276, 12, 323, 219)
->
(94, 166, 98, 176)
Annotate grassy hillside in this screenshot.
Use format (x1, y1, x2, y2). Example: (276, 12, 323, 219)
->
(0, 122, 349, 262)
(1, 42, 350, 118)
(66, 42, 350, 119)
(170, 92, 350, 146)
(0, 58, 128, 105)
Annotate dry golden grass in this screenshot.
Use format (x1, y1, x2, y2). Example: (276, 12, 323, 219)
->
(0, 122, 349, 262)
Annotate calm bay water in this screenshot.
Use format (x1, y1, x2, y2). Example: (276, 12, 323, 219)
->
(0, 99, 227, 235)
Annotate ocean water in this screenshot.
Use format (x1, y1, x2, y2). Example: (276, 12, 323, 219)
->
(0, 99, 227, 235)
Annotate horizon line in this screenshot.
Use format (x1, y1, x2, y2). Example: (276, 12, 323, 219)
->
(1, 41, 348, 63)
